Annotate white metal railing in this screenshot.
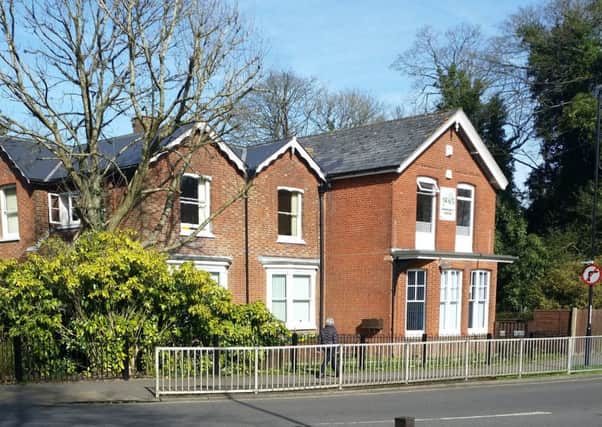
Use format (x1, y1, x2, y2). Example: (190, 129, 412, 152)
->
(155, 336, 602, 397)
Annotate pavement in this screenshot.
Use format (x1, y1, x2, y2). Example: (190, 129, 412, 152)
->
(0, 378, 157, 405)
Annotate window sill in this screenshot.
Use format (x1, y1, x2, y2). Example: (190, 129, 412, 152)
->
(180, 225, 214, 238)
(405, 331, 424, 338)
(277, 236, 306, 245)
(0, 236, 19, 243)
(467, 329, 487, 335)
(50, 223, 81, 230)
(286, 322, 316, 331)
(439, 331, 461, 337)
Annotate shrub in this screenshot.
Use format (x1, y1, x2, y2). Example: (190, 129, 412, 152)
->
(0, 231, 288, 376)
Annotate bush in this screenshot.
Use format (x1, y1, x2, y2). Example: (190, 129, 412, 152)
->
(0, 231, 288, 377)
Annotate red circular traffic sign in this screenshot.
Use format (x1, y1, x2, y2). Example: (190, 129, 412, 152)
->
(581, 264, 602, 286)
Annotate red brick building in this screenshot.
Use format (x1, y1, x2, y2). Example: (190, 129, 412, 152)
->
(0, 108, 513, 336)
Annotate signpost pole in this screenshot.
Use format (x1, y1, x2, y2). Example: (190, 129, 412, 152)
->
(586, 86, 602, 365)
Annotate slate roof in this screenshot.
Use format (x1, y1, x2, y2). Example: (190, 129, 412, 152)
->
(229, 139, 289, 172)
(299, 110, 454, 177)
(0, 123, 196, 184)
(0, 137, 63, 183)
(0, 109, 506, 189)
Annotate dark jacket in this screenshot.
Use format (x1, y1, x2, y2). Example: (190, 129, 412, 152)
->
(320, 324, 338, 345)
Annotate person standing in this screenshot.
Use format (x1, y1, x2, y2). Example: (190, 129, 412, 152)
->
(318, 317, 339, 377)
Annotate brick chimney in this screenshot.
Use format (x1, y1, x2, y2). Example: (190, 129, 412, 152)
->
(131, 116, 153, 133)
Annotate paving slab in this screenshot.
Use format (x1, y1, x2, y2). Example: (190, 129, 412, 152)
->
(0, 378, 156, 405)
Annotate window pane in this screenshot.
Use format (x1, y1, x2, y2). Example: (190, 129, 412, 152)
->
(416, 285, 425, 301)
(457, 199, 471, 227)
(50, 195, 61, 223)
(272, 302, 286, 322)
(181, 176, 198, 199)
(278, 213, 292, 235)
(292, 275, 310, 299)
(278, 190, 291, 213)
(468, 301, 474, 328)
(408, 271, 415, 286)
(5, 188, 17, 212)
(416, 270, 425, 285)
(477, 302, 486, 328)
(198, 180, 207, 202)
(292, 301, 310, 323)
(290, 192, 298, 215)
(181, 203, 199, 224)
(458, 188, 472, 198)
(407, 285, 415, 301)
(416, 193, 433, 223)
(210, 272, 220, 284)
(407, 302, 424, 330)
(4, 188, 18, 234)
(272, 275, 287, 299)
(70, 195, 79, 222)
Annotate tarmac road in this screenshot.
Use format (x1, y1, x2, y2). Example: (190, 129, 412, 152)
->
(2, 375, 602, 426)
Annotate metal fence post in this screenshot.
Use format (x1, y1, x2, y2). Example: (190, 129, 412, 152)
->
(339, 344, 344, 390)
(155, 347, 160, 398)
(291, 332, 298, 372)
(254, 347, 259, 394)
(13, 335, 23, 383)
(518, 339, 524, 378)
(486, 333, 492, 366)
(464, 339, 469, 381)
(404, 342, 410, 384)
(567, 337, 573, 374)
(358, 335, 366, 370)
(212, 335, 220, 376)
(421, 333, 427, 368)
(123, 333, 130, 381)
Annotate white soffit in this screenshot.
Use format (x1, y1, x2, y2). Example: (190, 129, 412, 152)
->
(150, 122, 247, 175)
(254, 136, 326, 181)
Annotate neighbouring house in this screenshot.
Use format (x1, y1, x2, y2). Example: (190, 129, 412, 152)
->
(0, 108, 513, 337)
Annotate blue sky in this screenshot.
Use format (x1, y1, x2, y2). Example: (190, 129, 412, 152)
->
(238, 0, 535, 186)
(239, 0, 531, 109)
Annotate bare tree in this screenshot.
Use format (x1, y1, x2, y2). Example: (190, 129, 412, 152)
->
(0, 0, 260, 244)
(230, 70, 321, 144)
(230, 69, 390, 144)
(313, 89, 387, 132)
(392, 23, 535, 170)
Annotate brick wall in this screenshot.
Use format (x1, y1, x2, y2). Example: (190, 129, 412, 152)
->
(392, 127, 497, 252)
(118, 138, 248, 303)
(0, 153, 38, 259)
(247, 149, 321, 328)
(323, 173, 394, 334)
(324, 127, 500, 336)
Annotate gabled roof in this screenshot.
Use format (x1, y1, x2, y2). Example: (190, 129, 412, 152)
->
(0, 109, 509, 190)
(0, 122, 246, 184)
(300, 109, 508, 190)
(232, 137, 326, 181)
(0, 137, 62, 183)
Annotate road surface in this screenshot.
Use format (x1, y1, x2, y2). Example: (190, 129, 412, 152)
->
(2, 375, 602, 426)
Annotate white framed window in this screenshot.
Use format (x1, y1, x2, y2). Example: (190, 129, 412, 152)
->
(48, 193, 80, 228)
(439, 269, 462, 335)
(415, 177, 438, 250)
(277, 187, 304, 244)
(180, 174, 213, 237)
(468, 270, 490, 334)
(266, 267, 316, 330)
(406, 269, 426, 336)
(455, 184, 474, 252)
(167, 259, 229, 289)
(0, 186, 19, 241)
